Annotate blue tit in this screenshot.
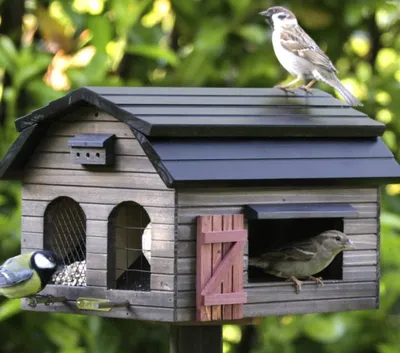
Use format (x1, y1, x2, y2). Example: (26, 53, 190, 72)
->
(0, 250, 61, 299)
(248, 230, 355, 293)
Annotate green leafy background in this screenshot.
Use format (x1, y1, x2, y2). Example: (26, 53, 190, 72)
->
(1, 0, 400, 352)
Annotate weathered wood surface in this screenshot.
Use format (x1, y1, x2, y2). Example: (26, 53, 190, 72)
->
(176, 296, 376, 321)
(22, 185, 174, 207)
(23, 200, 175, 224)
(28, 153, 156, 173)
(47, 121, 134, 138)
(176, 280, 377, 307)
(177, 188, 378, 207)
(170, 326, 222, 353)
(24, 170, 167, 190)
(21, 301, 175, 321)
(39, 285, 174, 307)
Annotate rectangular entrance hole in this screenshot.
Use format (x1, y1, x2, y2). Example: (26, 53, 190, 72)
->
(248, 218, 344, 283)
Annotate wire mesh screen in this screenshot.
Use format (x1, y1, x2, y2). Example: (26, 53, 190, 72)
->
(108, 201, 151, 291)
(44, 196, 87, 286)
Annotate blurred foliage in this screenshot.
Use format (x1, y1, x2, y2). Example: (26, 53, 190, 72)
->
(1, 0, 400, 352)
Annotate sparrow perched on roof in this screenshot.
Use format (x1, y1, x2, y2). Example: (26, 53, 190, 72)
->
(259, 6, 362, 106)
(248, 230, 355, 294)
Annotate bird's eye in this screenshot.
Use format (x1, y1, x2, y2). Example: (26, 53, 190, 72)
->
(335, 236, 341, 241)
(278, 14, 287, 20)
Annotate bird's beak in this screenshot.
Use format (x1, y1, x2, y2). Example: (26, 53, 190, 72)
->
(344, 239, 355, 250)
(259, 10, 272, 26)
(259, 10, 272, 18)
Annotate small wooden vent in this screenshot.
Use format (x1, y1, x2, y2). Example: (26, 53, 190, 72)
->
(68, 133, 116, 165)
(196, 214, 248, 321)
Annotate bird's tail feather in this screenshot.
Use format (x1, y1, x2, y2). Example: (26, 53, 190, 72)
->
(327, 75, 363, 107)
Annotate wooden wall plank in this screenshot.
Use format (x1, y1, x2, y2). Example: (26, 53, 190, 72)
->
(176, 297, 376, 321)
(22, 200, 175, 224)
(38, 285, 175, 308)
(177, 188, 378, 207)
(176, 280, 377, 308)
(197, 216, 212, 321)
(152, 241, 175, 258)
(87, 236, 107, 253)
(343, 266, 377, 281)
(22, 184, 175, 207)
(21, 301, 175, 321)
(86, 269, 107, 287)
(152, 257, 175, 274)
(28, 152, 157, 173)
(87, 253, 107, 270)
(211, 215, 222, 320)
(24, 170, 167, 190)
(343, 250, 377, 266)
(151, 274, 175, 291)
(222, 215, 233, 319)
(21, 232, 43, 249)
(47, 121, 133, 138)
(38, 137, 145, 156)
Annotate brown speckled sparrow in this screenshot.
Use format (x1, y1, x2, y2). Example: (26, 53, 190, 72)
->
(248, 230, 355, 294)
(259, 6, 362, 106)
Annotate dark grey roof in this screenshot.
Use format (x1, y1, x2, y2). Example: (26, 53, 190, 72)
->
(15, 86, 384, 138)
(148, 138, 400, 187)
(1, 86, 400, 187)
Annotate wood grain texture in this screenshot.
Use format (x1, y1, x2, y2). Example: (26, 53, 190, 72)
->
(343, 266, 377, 281)
(24, 170, 167, 190)
(177, 187, 378, 207)
(22, 184, 174, 207)
(222, 215, 233, 319)
(151, 274, 175, 291)
(47, 121, 133, 138)
(22, 200, 175, 224)
(211, 215, 223, 320)
(176, 280, 377, 308)
(176, 297, 376, 321)
(21, 232, 43, 249)
(39, 284, 175, 307)
(197, 216, 213, 321)
(28, 152, 157, 173)
(21, 301, 175, 321)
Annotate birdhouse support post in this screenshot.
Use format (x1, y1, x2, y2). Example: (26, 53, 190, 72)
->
(169, 325, 222, 353)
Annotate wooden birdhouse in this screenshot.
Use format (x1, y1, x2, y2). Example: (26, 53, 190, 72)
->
(1, 86, 399, 324)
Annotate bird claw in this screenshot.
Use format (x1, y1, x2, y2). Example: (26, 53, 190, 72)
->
(274, 85, 296, 93)
(308, 276, 324, 287)
(298, 86, 314, 94)
(286, 276, 303, 294)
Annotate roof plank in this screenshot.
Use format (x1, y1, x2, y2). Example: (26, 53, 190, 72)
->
(86, 86, 333, 97)
(101, 95, 348, 107)
(163, 157, 400, 186)
(151, 139, 392, 161)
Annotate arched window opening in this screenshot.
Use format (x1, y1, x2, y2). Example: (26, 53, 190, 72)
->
(44, 196, 86, 286)
(108, 201, 151, 291)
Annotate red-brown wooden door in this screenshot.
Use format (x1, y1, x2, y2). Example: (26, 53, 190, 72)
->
(196, 214, 248, 321)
